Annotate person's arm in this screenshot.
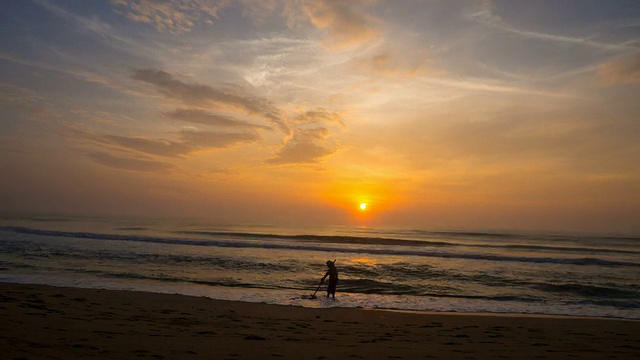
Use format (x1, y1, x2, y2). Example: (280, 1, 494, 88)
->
(321, 270, 329, 282)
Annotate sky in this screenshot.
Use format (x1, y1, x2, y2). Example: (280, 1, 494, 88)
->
(1, 0, 639, 233)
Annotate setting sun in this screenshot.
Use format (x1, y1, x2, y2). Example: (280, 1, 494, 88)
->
(359, 203, 367, 211)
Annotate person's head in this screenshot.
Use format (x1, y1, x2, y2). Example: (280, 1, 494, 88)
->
(326, 260, 334, 268)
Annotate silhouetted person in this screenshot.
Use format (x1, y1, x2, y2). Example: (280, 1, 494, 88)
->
(321, 260, 338, 299)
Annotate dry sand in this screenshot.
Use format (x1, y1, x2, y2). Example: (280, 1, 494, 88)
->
(1, 283, 639, 359)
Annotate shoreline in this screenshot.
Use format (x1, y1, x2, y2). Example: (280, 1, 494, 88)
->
(1, 278, 637, 321)
(2, 282, 639, 359)
(370, 307, 640, 322)
(0, 279, 640, 321)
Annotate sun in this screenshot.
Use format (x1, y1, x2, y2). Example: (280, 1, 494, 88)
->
(359, 203, 367, 211)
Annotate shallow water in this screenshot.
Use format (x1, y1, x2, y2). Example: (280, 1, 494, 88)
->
(0, 215, 638, 319)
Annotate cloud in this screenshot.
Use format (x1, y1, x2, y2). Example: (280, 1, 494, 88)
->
(0, 83, 41, 103)
(597, 52, 640, 85)
(267, 127, 336, 164)
(103, 135, 192, 157)
(179, 129, 259, 149)
(470, 3, 632, 51)
(292, 108, 345, 126)
(104, 129, 258, 157)
(423, 77, 577, 99)
(131, 68, 288, 132)
(164, 108, 271, 130)
(0, 147, 30, 155)
(87, 152, 175, 172)
(111, 0, 230, 33)
(291, 0, 381, 50)
(356, 49, 438, 78)
(36, 0, 147, 56)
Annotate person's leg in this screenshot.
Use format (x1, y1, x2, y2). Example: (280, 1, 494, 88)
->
(328, 282, 336, 299)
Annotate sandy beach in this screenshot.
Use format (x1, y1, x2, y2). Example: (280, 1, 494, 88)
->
(1, 283, 639, 359)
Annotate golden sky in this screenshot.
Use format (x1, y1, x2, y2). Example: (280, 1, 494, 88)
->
(1, 0, 639, 233)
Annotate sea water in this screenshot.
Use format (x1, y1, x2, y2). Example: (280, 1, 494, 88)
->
(0, 215, 638, 319)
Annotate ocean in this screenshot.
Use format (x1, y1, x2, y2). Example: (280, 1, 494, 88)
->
(0, 215, 638, 319)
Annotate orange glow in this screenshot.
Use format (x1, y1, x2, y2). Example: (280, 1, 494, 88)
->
(351, 257, 376, 266)
(319, 177, 405, 225)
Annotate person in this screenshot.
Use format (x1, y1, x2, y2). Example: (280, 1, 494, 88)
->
(321, 260, 338, 299)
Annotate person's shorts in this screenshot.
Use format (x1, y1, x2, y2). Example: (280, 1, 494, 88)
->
(327, 281, 337, 294)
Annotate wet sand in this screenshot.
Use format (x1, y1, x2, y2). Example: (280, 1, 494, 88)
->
(1, 283, 639, 359)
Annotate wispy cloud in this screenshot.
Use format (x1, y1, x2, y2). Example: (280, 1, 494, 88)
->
(164, 108, 271, 130)
(111, 0, 230, 33)
(131, 68, 288, 132)
(103, 135, 192, 157)
(0, 53, 120, 92)
(356, 49, 438, 78)
(0, 82, 41, 103)
(470, 4, 633, 51)
(104, 129, 258, 158)
(61, 122, 259, 171)
(230, 36, 321, 89)
(267, 127, 336, 164)
(291, 108, 345, 127)
(87, 151, 175, 172)
(179, 129, 259, 151)
(598, 51, 640, 85)
(423, 77, 578, 99)
(0, 147, 30, 154)
(289, 0, 381, 50)
(36, 0, 150, 55)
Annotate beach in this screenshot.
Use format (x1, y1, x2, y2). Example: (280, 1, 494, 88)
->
(1, 283, 639, 359)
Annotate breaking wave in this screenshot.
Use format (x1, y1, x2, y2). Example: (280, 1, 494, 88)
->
(2, 226, 639, 267)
